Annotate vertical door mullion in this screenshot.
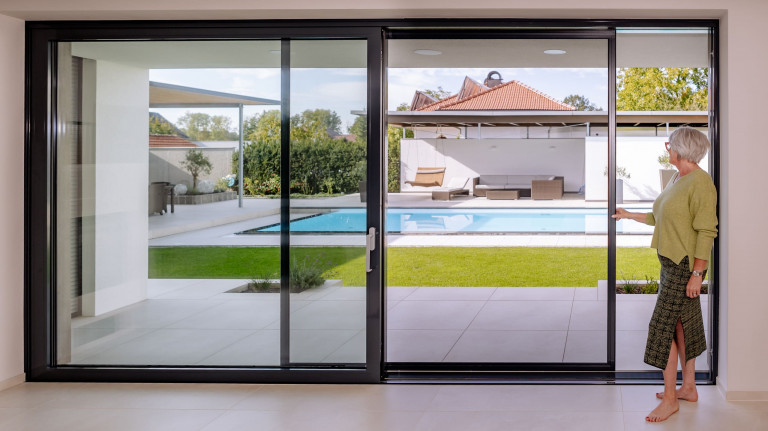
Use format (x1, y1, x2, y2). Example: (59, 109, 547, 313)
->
(366, 29, 385, 379)
(607, 31, 617, 369)
(280, 38, 291, 367)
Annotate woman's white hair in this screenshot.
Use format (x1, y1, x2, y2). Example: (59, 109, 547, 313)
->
(669, 126, 710, 163)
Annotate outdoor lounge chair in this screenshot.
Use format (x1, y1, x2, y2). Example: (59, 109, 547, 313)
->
(431, 177, 471, 200)
(404, 167, 445, 187)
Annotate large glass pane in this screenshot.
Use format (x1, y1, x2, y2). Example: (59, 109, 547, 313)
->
(615, 28, 712, 373)
(55, 40, 284, 366)
(385, 38, 609, 364)
(288, 40, 368, 364)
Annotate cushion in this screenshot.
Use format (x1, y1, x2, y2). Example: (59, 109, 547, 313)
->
(479, 175, 507, 184)
(416, 168, 445, 174)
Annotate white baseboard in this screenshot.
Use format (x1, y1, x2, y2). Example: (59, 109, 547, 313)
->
(717, 378, 768, 401)
(725, 391, 768, 401)
(0, 374, 24, 392)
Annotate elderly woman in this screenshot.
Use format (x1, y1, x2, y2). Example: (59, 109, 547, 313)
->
(613, 126, 718, 423)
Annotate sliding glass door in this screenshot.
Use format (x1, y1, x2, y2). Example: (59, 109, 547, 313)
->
(27, 19, 717, 383)
(384, 31, 613, 371)
(40, 30, 383, 381)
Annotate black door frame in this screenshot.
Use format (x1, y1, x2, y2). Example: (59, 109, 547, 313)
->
(25, 18, 719, 384)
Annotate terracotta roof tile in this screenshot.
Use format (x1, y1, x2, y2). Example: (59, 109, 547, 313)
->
(414, 79, 575, 111)
(416, 95, 459, 112)
(149, 134, 198, 148)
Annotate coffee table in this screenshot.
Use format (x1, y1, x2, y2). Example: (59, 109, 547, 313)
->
(486, 190, 520, 200)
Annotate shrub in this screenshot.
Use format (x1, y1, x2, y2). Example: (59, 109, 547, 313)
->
(289, 254, 333, 292)
(248, 271, 277, 292)
(619, 271, 636, 294)
(642, 275, 659, 294)
(236, 137, 365, 196)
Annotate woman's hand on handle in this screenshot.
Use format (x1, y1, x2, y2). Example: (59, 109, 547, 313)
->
(612, 208, 646, 223)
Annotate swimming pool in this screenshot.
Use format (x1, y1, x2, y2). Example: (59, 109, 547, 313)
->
(239, 208, 653, 234)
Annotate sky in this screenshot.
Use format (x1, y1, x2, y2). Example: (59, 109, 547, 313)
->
(150, 66, 607, 135)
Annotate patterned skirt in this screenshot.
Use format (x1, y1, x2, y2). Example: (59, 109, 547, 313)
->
(644, 254, 707, 369)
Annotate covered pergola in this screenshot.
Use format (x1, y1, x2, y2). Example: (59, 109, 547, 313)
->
(149, 80, 280, 207)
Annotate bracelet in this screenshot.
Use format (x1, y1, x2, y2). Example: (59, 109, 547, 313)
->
(692, 270, 703, 277)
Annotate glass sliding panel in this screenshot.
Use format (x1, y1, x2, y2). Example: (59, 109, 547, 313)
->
(55, 40, 283, 366)
(385, 37, 609, 365)
(615, 28, 713, 373)
(288, 40, 368, 364)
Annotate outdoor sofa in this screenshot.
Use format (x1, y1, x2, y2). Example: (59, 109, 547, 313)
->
(472, 175, 564, 200)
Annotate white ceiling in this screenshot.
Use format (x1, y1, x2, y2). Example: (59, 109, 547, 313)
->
(69, 30, 708, 69)
(71, 40, 368, 69)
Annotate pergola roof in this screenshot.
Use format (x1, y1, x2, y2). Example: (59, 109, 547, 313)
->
(387, 110, 708, 128)
(149, 81, 279, 108)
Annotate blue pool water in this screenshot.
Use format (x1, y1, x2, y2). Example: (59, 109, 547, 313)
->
(240, 208, 649, 234)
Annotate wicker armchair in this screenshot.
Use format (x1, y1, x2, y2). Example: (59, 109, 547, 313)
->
(531, 176, 564, 200)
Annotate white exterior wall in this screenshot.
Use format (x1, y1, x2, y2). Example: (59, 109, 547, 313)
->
(0, 13, 25, 390)
(81, 61, 149, 316)
(1, 0, 768, 400)
(401, 138, 584, 192)
(149, 148, 235, 187)
(584, 136, 710, 201)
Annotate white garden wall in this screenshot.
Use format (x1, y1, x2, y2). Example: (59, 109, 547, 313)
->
(400, 138, 584, 193)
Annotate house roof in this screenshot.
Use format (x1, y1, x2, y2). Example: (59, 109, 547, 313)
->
(414, 77, 575, 112)
(149, 134, 198, 148)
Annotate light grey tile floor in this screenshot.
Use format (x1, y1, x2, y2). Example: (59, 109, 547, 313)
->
(2, 382, 764, 431)
(68, 280, 710, 371)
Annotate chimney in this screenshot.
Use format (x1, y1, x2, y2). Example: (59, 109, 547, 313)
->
(484, 71, 503, 88)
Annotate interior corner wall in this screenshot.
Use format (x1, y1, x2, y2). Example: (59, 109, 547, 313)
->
(80, 60, 149, 316)
(719, 4, 768, 399)
(0, 13, 25, 387)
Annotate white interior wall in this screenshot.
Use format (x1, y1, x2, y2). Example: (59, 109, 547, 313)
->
(81, 60, 149, 316)
(401, 138, 584, 192)
(1, 0, 768, 399)
(0, 13, 25, 389)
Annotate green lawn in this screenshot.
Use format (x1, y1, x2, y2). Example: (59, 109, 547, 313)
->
(148, 246, 660, 287)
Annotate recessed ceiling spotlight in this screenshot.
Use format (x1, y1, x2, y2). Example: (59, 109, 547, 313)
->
(414, 49, 442, 56)
(544, 49, 567, 55)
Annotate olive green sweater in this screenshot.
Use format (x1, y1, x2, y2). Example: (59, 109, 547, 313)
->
(644, 169, 718, 270)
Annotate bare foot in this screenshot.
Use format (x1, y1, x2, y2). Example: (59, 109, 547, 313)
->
(655, 386, 698, 402)
(646, 399, 680, 422)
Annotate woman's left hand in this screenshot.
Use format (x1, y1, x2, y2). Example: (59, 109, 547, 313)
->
(686, 275, 703, 298)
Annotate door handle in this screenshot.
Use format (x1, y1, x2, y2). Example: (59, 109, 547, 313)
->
(366, 227, 376, 273)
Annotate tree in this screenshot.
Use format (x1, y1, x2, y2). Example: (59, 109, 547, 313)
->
(348, 115, 367, 143)
(148, 113, 177, 135)
(562, 94, 601, 111)
(617, 67, 708, 111)
(177, 112, 238, 141)
(180, 149, 213, 189)
(422, 86, 452, 101)
(244, 110, 281, 145)
(291, 109, 342, 141)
